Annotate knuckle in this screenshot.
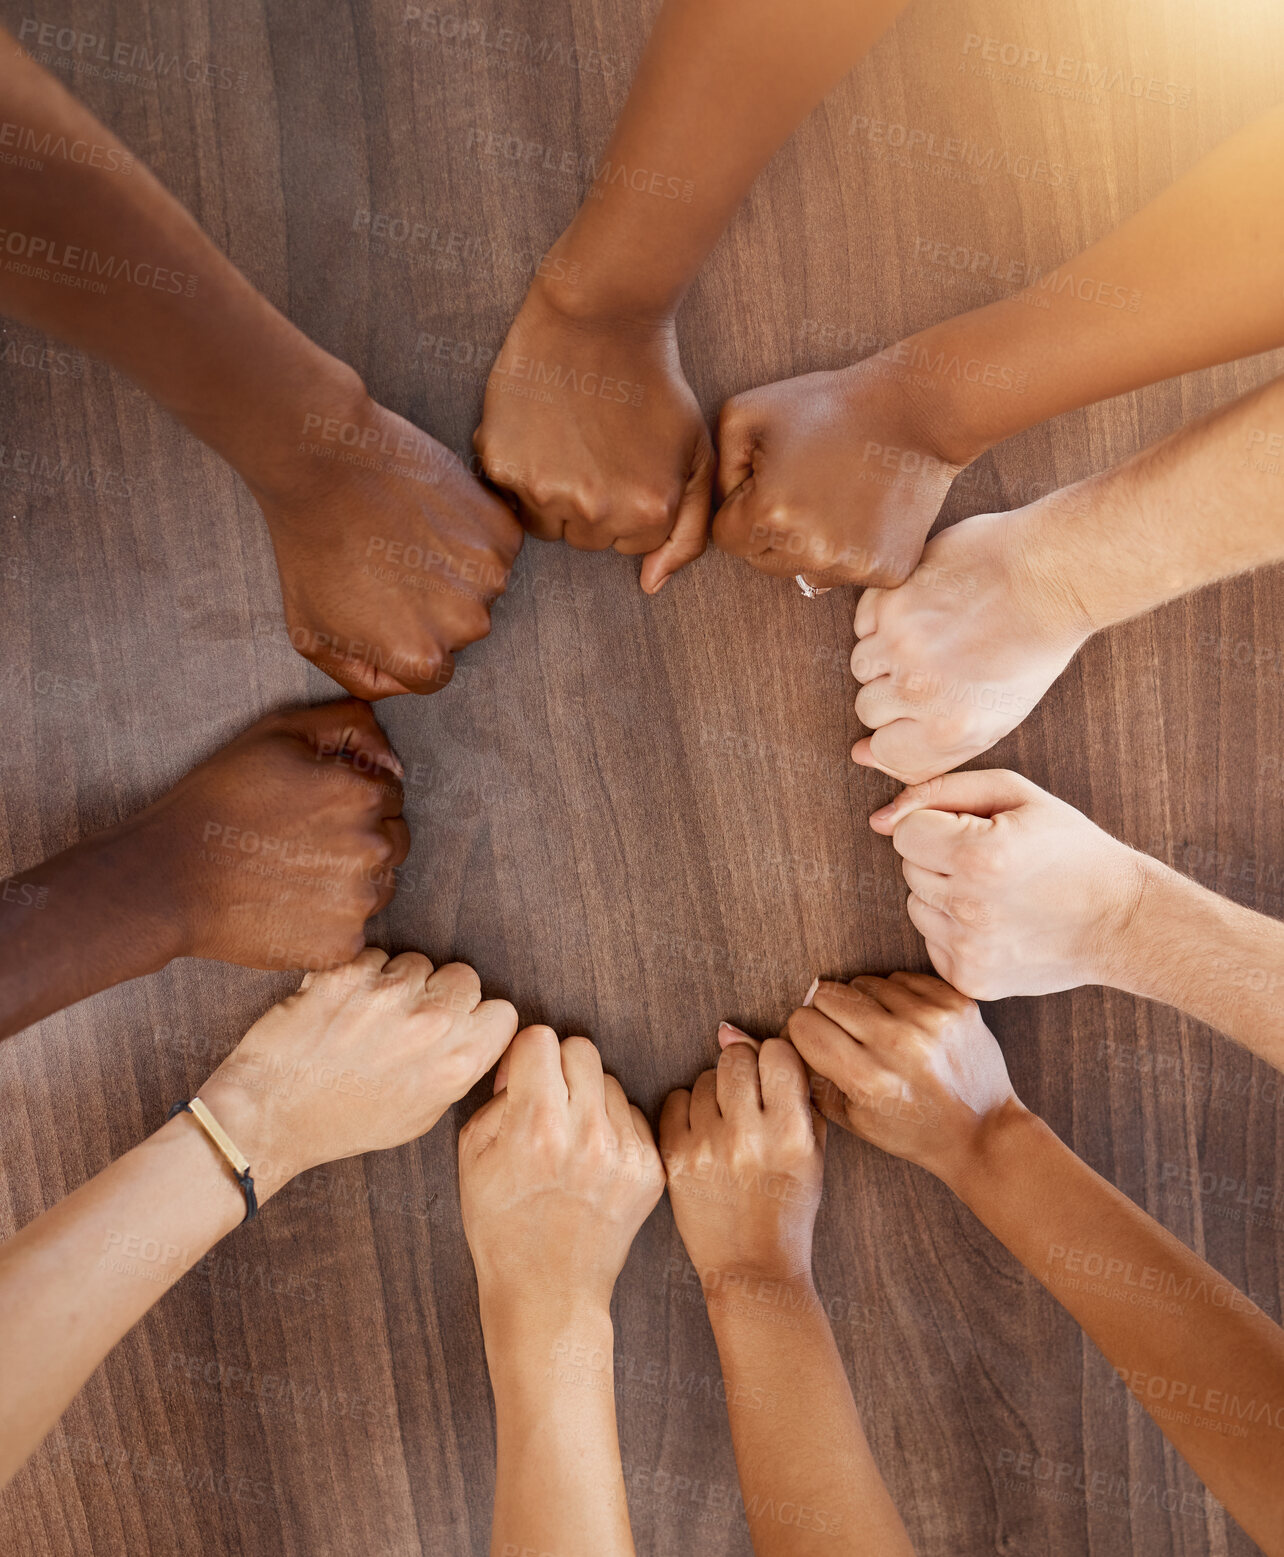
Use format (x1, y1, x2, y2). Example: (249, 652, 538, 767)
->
(367, 832, 396, 865)
(628, 490, 674, 531)
(759, 500, 798, 533)
(484, 997, 518, 1030)
(574, 493, 610, 527)
(969, 837, 1009, 878)
(526, 478, 560, 510)
(457, 602, 494, 645)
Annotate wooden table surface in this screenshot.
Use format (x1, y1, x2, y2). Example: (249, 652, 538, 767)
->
(1, 0, 1282, 1552)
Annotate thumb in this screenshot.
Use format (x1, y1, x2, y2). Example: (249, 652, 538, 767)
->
(717, 1021, 761, 1054)
(868, 769, 1035, 833)
(459, 1087, 507, 1160)
(492, 1041, 515, 1095)
(714, 394, 761, 502)
(641, 433, 714, 594)
(285, 698, 405, 779)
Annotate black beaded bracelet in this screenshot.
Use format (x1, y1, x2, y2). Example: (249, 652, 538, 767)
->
(168, 1097, 259, 1223)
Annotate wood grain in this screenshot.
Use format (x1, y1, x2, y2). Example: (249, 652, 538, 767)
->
(1, 0, 1282, 1552)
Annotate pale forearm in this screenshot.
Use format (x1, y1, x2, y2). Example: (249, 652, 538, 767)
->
(1105, 855, 1284, 1071)
(0, 34, 359, 487)
(484, 1303, 635, 1557)
(0, 1110, 271, 1486)
(949, 1108, 1284, 1553)
(1011, 375, 1284, 635)
(551, 0, 909, 317)
(705, 1278, 912, 1556)
(906, 105, 1284, 466)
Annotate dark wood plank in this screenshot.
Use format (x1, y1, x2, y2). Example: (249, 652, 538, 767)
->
(1, 0, 1282, 1552)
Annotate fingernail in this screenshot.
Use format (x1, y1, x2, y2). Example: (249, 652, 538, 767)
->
(717, 1021, 758, 1050)
(870, 803, 894, 821)
(802, 976, 820, 1008)
(380, 751, 406, 779)
(648, 574, 670, 595)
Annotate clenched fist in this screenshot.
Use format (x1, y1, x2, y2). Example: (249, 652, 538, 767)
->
(0, 699, 414, 1042)
(712, 354, 964, 588)
(255, 390, 523, 697)
(136, 699, 411, 969)
(202, 947, 519, 1197)
(474, 277, 715, 593)
(786, 972, 1020, 1186)
(661, 1026, 825, 1287)
(852, 508, 1093, 782)
(459, 1027, 665, 1316)
(869, 770, 1151, 999)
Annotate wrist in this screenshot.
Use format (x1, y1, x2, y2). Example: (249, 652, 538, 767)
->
(936, 1096, 1042, 1203)
(1091, 844, 1163, 990)
(530, 227, 682, 328)
(699, 1265, 819, 1331)
(73, 820, 187, 973)
(992, 501, 1102, 647)
(478, 1287, 615, 1387)
(1017, 465, 1169, 635)
(1093, 849, 1186, 999)
(226, 348, 369, 512)
(887, 313, 1034, 469)
(193, 1073, 297, 1204)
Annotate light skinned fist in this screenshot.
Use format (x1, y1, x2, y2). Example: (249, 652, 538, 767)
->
(660, 1026, 825, 1288)
(869, 770, 1151, 999)
(474, 278, 715, 593)
(459, 1028, 665, 1317)
(199, 947, 519, 1199)
(786, 972, 1020, 1187)
(711, 355, 963, 588)
(852, 508, 1094, 783)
